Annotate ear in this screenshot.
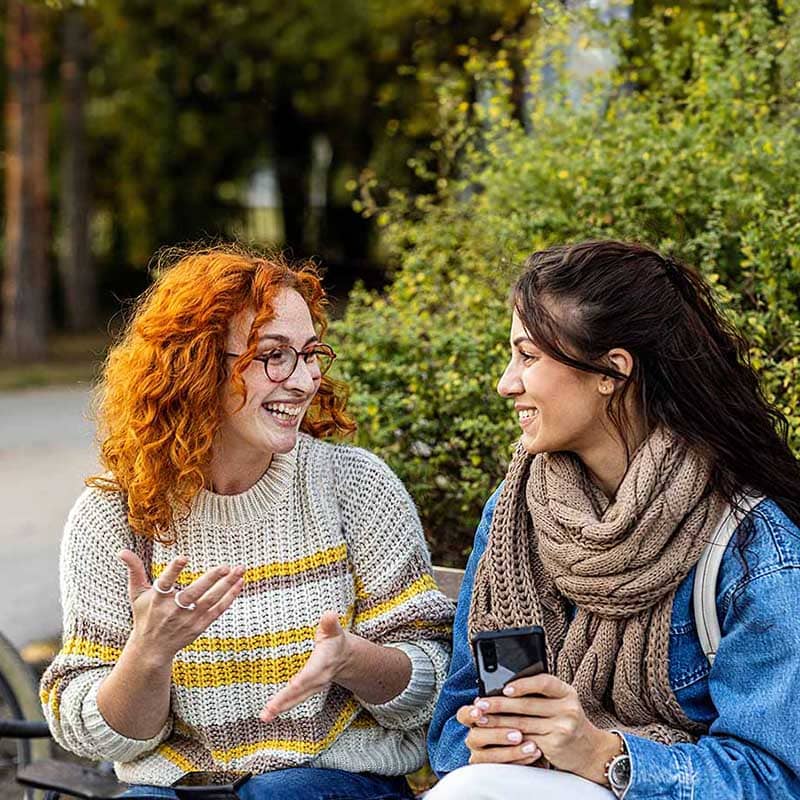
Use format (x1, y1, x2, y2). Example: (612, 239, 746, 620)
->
(597, 348, 634, 395)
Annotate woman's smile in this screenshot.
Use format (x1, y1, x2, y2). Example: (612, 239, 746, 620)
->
(261, 400, 307, 428)
(517, 406, 539, 430)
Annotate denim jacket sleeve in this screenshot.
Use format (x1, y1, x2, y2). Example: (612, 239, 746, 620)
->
(621, 500, 800, 799)
(427, 485, 502, 777)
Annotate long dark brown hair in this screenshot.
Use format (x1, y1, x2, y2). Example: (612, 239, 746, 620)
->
(513, 239, 800, 531)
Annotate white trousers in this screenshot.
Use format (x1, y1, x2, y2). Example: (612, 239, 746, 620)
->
(424, 765, 615, 800)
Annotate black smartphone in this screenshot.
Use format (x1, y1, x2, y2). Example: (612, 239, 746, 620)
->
(172, 771, 252, 800)
(471, 625, 547, 696)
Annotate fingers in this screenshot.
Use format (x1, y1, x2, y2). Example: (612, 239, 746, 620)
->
(475, 713, 548, 736)
(503, 672, 570, 699)
(465, 730, 542, 764)
(170, 564, 241, 610)
(118, 549, 154, 600)
(260, 665, 323, 722)
(316, 610, 343, 639)
(468, 695, 553, 718)
(197, 566, 246, 609)
(456, 704, 480, 726)
(150, 555, 190, 594)
(205, 573, 246, 621)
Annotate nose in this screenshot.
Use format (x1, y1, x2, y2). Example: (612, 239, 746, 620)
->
(497, 359, 522, 398)
(283, 355, 318, 394)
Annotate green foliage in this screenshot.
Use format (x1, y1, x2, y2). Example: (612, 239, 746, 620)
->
(332, 0, 800, 564)
(78, 0, 531, 271)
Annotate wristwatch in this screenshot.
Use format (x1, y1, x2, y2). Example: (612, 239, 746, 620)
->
(603, 730, 631, 798)
(607, 753, 631, 798)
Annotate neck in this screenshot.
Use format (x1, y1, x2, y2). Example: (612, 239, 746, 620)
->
(578, 423, 648, 500)
(207, 448, 274, 495)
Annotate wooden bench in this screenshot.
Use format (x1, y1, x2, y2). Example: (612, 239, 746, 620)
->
(432, 566, 465, 601)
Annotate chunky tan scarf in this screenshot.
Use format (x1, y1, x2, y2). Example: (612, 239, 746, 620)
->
(469, 428, 726, 743)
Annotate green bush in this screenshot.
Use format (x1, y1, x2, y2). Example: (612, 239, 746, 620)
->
(331, 1, 800, 564)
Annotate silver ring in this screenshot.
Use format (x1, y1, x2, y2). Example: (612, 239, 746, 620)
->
(173, 590, 197, 611)
(152, 580, 176, 595)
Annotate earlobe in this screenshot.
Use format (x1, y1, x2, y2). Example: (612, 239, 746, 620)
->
(599, 379, 613, 396)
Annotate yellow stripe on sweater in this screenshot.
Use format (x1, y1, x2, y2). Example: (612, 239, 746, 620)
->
(354, 574, 438, 625)
(210, 699, 360, 763)
(171, 652, 311, 689)
(62, 637, 122, 663)
(185, 607, 354, 654)
(156, 743, 197, 773)
(153, 543, 349, 586)
(40, 680, 61, 720)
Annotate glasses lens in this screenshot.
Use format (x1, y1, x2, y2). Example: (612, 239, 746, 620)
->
(311, 345, 335, 376)
(265, 347, 297, 382)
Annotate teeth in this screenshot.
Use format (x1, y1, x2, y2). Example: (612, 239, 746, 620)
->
(264, 403, 302, 417)
(518, 408, 539, 421)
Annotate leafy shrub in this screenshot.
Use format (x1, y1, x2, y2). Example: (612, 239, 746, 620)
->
(331, 1, 800, 564)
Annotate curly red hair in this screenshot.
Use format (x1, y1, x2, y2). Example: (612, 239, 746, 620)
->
(87, 244, 356, 541)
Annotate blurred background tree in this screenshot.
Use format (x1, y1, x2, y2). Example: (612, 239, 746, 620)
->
(0, 0, 532, 359)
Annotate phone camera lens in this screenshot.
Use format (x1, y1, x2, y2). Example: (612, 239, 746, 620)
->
(481, 641, 498, 673)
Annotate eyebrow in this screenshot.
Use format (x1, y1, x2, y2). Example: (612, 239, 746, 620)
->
(258, 333, 319, 347)
(512, 336, 535, 347)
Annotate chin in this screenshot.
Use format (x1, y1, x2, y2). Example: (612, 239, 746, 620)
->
(520, 429, 556, 456)
(272, 425, 307, 452)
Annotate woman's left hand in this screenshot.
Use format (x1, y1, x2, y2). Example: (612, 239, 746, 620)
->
(468, 673, 621, 784)
(260, 611, 352, 722)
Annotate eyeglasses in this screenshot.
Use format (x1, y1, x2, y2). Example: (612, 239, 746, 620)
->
(225, 343, 336, 383)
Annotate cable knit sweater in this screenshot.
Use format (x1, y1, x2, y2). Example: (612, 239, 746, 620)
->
(40, 434, 454, 785)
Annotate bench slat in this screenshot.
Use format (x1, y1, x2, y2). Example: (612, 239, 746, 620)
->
(432, 566, 465, 600)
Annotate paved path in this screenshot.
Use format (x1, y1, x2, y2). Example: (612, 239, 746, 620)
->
(0, 386, 98, 648)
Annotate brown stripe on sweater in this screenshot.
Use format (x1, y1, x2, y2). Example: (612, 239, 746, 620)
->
(180, 685, 355, 748)
(354, 549, 432, 612)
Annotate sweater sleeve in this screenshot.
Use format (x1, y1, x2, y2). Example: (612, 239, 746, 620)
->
(40, 488, 172, 762)
(333, 445, 455, 731)
(427, 486, 500, 776)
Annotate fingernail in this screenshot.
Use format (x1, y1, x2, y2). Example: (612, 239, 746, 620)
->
(470, 708, 480, 719)
(503, 685, 515, 696)
(475, 700, 490, 710)
(522, 743, 537, 754)
(478, 716, 488, 725)
(507, 731, 522, 743)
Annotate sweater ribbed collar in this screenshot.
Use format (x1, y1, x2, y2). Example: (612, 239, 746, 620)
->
(190, 446, 298, 525)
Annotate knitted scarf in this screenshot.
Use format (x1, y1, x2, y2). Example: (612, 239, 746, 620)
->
(469, 428, 726, 743)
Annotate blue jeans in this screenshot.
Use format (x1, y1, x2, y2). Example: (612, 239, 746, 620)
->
(122, 767, 414, 800)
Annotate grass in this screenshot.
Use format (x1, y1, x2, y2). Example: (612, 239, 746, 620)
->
(0, 330, 110, 391)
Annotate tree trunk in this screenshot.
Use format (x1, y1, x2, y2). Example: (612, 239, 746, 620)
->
(3, 0, 49, 361)
(58, 7, 95, 331)
(273, 91, 312, 256)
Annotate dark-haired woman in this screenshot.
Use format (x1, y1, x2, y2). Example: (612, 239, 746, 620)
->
(426, 240, 800, 799)
(40, 246, 453, 800)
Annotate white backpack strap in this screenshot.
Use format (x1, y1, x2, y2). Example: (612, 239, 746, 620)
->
(693, 495, 765, 665)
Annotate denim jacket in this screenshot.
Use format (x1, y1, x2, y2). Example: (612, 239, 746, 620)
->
(427, 485, 800, 799)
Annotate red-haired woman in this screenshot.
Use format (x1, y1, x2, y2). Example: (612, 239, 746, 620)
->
(40, 245, 453, 800)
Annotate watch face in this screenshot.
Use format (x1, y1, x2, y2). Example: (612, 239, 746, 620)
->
(610, 754, 631, 790)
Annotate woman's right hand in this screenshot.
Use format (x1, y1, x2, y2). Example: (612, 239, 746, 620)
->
(456, 702, 542, 766)
(118, 549, 245, 662)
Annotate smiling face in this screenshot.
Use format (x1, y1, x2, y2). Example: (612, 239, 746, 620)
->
(216, 288, 322, 467)
(497, 309, 613, 458)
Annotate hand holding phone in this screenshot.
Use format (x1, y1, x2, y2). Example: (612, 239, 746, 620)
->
(472, 626, 547, 696)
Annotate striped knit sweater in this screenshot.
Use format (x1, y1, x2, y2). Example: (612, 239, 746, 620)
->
(40, 434, 454, 785)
